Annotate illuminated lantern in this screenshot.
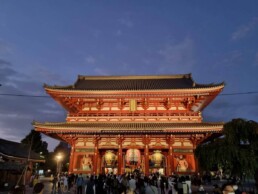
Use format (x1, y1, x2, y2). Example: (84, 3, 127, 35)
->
(126, 149, 141, 165)
(151, 150, 163, 167)
(104, 150, 116, 166)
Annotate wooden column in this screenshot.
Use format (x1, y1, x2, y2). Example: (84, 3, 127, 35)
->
(68, 140, 76, 173)
(93, 136, 100, 175)
(191, 135, 199, 173)
(143, 135, 151, 176)
(73, 153, 78, 172)
(166, 135, 175, 175)
(116, 135, 124, 175)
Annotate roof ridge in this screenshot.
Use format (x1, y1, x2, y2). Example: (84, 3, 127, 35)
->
(77, 74, 191, 80)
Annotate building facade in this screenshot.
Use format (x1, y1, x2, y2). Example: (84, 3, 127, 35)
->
(0, 139, 45, 185)
(34, 74, 224, 175)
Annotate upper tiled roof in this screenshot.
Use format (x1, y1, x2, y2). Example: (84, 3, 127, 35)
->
(0, 138, 45, 161)
(44, 74, 224, 91)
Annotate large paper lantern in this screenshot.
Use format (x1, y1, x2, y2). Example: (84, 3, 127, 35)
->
(126, 149, 141, 165)
(151, 150, 164, 167)
(104, 150, 116, 166)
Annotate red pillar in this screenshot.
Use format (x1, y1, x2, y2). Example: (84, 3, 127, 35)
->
(167, 135, 175, 175)
(166, 145, 173, 175)
(117, 135, 124, 175)
(93, 136, 100, 175)
(143, 135, 150, 176)
(68, 142, 75, 173)
(118, 145, 123, 175)
(191, 136, 199, 173)
(144, 145, 149, 176)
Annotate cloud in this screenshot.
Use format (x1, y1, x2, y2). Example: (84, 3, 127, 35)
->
(0, 89, 64, 150)
(91, 29, 101, 38)
(93, 67, 110, 75)
(0, 62, 53, 94)
(204, 93, 258, 123)
(0, 58, 11, 66)
(115, 42, 128, 51)
(231, 17, 258, 41)
(27, 64, 68, 86)
(0, 40, 12, 55)
(115, 30, 122, 36)
(157, 38, 195, 73)
(0, 60, 20, 84)
(118, 18, 134, 28)
(85, 56, 96, 64)
(0, 61, 65, 151)
(0, 128, 22, 142)
(253, 52, 258, 67)
(220, 50, 243, 67)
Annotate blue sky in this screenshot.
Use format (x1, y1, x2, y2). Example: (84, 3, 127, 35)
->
(0, 1, 258, 151)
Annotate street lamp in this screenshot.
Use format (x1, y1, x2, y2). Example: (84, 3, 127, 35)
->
(56, 153, 63, 174)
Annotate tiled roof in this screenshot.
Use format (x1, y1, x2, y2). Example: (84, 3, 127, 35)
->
(44, 74, 224, 91)
(0, 162, 26, 171)
(34, 121, 224, 134)
(0, 139, 45, 161)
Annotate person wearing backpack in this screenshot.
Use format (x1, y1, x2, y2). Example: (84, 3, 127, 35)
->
(76, 173, 84, 194)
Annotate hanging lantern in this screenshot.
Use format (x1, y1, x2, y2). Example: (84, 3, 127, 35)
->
(126, 149, 141, 165)
(151, 150, 164, 167)
(104, 150, 116, 166)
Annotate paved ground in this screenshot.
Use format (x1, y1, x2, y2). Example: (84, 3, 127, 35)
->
(27, 177, 77, 194)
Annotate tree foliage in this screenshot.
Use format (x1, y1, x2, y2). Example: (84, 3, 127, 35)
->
(21, 129, 49, 155)
(21, 129, 50, 173)
(21, 130, 72, 174)
(195, 118, 258, 177)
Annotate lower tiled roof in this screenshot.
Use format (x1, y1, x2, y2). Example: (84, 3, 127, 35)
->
(34, 121, 224, 134)
(0, 162, 26, 171)
(0, 139, 45, 162)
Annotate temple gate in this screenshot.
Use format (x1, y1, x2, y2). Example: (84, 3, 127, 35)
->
(34, 74, 224, 175)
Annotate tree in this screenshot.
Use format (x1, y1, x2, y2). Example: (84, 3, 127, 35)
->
(195, 118, 258, 178)
(21, 129, 49, 173)
(21, 129, 49, 155)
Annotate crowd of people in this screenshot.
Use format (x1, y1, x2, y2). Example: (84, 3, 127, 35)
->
(47, 172, 250, 194)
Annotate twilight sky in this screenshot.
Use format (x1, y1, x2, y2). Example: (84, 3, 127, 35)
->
(1, 1, 258, 151)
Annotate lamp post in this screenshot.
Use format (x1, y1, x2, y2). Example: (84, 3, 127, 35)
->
(56, 153, 63, 174)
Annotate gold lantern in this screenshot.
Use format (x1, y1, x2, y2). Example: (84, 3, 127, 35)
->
(104, 150, 116, 166)
(151, 150, 164, 167)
